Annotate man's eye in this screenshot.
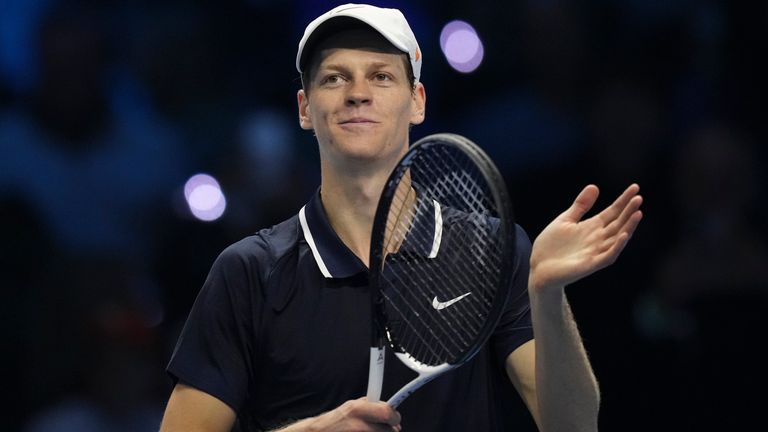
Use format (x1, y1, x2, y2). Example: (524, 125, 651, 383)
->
(322, 74, 344, 85)
(374, 73, 392, 81)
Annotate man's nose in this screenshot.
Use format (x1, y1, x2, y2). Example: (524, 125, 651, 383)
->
(345, 79, 372, 106)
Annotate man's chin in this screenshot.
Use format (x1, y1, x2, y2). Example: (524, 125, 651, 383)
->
(328, 145, 403, 170)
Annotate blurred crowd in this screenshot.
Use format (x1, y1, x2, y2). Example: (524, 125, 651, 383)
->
(1, 1, 766, 430)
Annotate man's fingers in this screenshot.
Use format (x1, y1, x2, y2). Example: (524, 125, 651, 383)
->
(605, 194, 643, 237)
(622, 208, 643, 239)
(372, 425, 401, 432)
(598, 183, 640, 226)
(565, 184, 600, 222)
(352, 398, 401, 426)
(601, 209, 643, 260)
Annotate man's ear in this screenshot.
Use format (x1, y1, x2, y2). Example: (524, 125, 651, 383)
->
(409, 82, 426, 125)
(297, 89, 313, 130)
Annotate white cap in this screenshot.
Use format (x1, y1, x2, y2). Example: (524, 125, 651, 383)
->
(296, 3, 422, 83)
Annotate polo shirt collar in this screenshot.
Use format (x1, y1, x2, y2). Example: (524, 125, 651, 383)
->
(397, 194, 443, 259)
(298, 189, 444, 279)
(299, 190, 366, 278)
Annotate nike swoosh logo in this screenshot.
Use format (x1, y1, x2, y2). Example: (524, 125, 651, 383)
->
(432, 292, 472, 310)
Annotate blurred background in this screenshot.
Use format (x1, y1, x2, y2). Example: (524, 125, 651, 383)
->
(1, 0, 766, 430)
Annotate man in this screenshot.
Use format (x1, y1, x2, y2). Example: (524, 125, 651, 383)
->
(160, 4, 643, 431)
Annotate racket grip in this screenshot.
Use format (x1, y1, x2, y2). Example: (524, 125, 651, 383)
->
(366, 347, 385, 401)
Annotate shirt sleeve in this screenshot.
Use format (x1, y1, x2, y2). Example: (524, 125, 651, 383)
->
(492, 224, 534, 366)
(166, 241, 262, 412)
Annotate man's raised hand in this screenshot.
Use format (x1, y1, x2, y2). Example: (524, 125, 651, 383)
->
(529, 184, 643, 292)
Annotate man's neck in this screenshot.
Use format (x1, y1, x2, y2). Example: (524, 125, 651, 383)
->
(319, 160, 394, 268)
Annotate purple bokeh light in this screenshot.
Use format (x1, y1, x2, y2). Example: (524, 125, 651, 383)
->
(183, 173, 226, 222)
(440, 20, 484, 73)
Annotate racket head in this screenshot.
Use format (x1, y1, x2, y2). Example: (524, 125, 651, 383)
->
(369, 133, 515, 368)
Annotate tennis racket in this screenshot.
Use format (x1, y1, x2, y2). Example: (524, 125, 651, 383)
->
(366, 133, 516, 407)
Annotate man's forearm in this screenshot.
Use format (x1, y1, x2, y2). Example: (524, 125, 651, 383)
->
(271, 418, 314, 432)
(268, 398, 401, 432)
(530, 282, 600, 432)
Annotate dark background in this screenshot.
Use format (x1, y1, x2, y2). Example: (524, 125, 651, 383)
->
(1, 0, 766, 430)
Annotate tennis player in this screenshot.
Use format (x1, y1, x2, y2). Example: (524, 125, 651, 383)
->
(160, 4, 642, 431)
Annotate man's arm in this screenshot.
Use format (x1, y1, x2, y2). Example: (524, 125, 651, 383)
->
(508, 184, 643, 432)
(273, 399, 402, 432)
(159, 383, 402, 432)
(528, 288, 599, 432)
(505, 340, 540, 428)
(160, 383, 236, 432)
(506, 298, 599, 432)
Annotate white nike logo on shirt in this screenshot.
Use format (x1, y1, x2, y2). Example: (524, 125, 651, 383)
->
(432, 292, 472, 310)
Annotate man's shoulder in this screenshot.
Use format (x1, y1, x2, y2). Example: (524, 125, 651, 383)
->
(216, 213, 302, 271)
(441, 206, 531, 245)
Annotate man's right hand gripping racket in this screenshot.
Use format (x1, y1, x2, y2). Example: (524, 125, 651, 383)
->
(366, 133, 516, 407)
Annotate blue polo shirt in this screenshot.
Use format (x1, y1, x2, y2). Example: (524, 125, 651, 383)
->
(167, 190, 534, 431)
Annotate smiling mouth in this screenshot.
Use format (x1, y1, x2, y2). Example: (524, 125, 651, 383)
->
(339, 118, 378, 125)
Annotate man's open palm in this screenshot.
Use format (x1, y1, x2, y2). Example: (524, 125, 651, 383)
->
(529, 184, 643, 291)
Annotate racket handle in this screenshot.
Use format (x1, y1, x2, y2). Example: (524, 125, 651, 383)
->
(366, 347, 385, 401)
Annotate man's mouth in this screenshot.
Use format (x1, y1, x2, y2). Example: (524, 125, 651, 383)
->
(340, 117, 378, 124)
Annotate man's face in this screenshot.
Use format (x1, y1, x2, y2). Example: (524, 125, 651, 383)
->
(297, 28, 426, 170)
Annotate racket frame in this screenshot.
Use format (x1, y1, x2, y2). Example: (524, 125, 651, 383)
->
(366, 133, 516, 407)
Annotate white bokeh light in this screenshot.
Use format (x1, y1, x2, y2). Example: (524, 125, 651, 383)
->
(440, 20, 485, 73)
(184, 173, 226, 222)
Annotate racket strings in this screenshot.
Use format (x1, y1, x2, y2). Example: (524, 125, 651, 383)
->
(390, 218, 499, 355)
(382, 183, 417, 261)
(381, 194, 481, 355)
(380, 145, 506, 366)
(381, 190, 473, 358)
(382, 255, 480, 356)
(382, 287, 457, 360)
(384, 225, 497, 364)
(385, 183, 498, 315)
(416, 149, 505, 295)
(381, 192, 479, 358)
(428, 150, 489, 213)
